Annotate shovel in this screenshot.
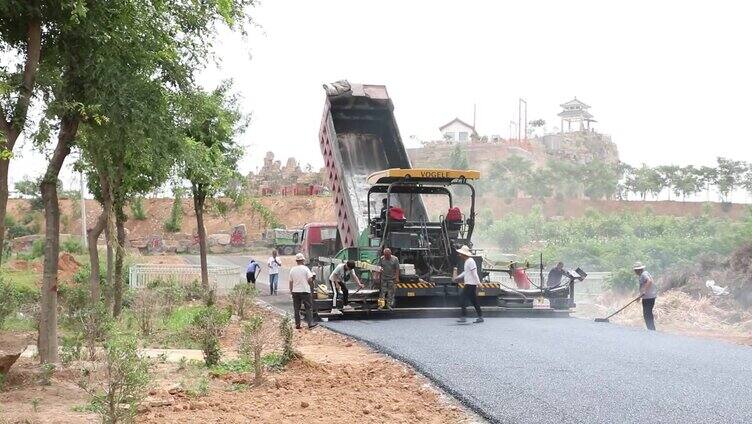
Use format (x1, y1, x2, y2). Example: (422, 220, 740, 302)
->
(595, 295, 642, 323)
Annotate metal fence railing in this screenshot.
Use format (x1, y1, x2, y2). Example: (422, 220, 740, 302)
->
(489, 271, 611, 294)
(128, 264, 243, 295)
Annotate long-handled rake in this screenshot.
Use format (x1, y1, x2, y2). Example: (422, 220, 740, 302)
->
(595, 295, 642, 323)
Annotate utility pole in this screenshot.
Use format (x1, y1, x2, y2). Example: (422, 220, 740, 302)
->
(518, 98, 527, 141)
(79, 162, 87, 249)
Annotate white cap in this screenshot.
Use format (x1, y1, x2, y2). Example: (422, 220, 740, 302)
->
(456, 245, 473, 257)
(295, 253, 306, 262)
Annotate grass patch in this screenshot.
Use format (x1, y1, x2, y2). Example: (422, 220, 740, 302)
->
(3, 268, 38, 292)
(163, 305, 204, 333)
(2, 314, 35, 331)
(209, 353, 285, 377)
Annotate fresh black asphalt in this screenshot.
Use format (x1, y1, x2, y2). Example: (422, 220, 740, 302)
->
(183, 255, 752, 423)
(326, 317, 752, 424)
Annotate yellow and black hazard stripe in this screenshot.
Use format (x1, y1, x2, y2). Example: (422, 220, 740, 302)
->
(457, 283, 500, 289)
(395, 282, 435, 289)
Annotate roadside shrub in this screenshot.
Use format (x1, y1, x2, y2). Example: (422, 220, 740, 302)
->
(61, 237, 84, 255)
(279, 314, 295, 365)
(184, 280, 205, 301)
(148, 279, 184, 315)
(231, 283, 257, 320)
(239, 315, 273, 384)
(61, 333, 84, 365)
(190, 306, 230, 367)
(130, 197, 147, 221)
(17, 238, 46, 260)
(79, 306, 114, 361)
(132, 289, 158, 337)
(164, 189, 183, 233)
(0, 277, 20, 328)
(39, 363, 55, 386)
(82, 334, 150, 424)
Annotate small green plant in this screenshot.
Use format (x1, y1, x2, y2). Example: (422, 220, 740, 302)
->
(148, 279, 184, 315)
(279, 314, 295, 365)
(248, 198, 281, 229)
(61, 333, 84, 365)
(130, 197, 147, 220)
(83, 334, 150, 424)
(230, 283, 257, 320)
(61, 237, 84, 254)
(79, 306, 113, 361)
(239, 315, 270, 384)
(31, 397, 41, 412)
(132, 289, 158, 336)
(164, 188, 183, 232)
(184, 280, 205, 301)
(17, 238, 46, 260)
(0, 373, 7, 391)
(190, 306, 230, 367)
(39, 363, 56, 386)
(177, 357, 188, 372)
(0, 277, 21, 328)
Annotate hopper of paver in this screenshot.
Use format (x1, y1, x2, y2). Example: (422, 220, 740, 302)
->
(319, 82, 428, 249)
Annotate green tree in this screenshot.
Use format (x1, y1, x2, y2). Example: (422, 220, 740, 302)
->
(178, 83, 247, 287)
(715, 157, 746, 202)
(656, 165, 680, 201)
(523, 168, 553, 201)
(631, 165, 664, 200)
(11, 0, 254, 364)
(741, 164, 752, 201)
(0, 2, 42, 265)
(672, 165, 703, 201)
(491, 155, 533, 199)
(448, 144, 469, 169)
(696, 166, 718, 201)
(545, 159, 581, 199)
(583, 161, 618, 200)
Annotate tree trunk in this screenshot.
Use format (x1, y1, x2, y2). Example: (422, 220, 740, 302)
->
(193, 189, 209, 288)
(86, 210, 106, 305)
(39, 115, 78, 364)
(0, 16, 42, 266)
(113, 207, 126, 317)
(87, 170, 110, 306)
(102, 193, 114, 312)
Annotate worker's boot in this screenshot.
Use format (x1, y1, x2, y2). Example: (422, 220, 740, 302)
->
(474, 317, 484, 323)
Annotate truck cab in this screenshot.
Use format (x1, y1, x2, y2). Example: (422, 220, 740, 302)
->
(297, 222, 341, 265)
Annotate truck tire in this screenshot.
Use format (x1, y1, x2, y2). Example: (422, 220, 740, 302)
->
(282, 246, 294, 256)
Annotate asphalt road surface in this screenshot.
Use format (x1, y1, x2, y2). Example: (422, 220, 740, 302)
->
(182, 255, 752, 423)
(327, 317, 752, 424)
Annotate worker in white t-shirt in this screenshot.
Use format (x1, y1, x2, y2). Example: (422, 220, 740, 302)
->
(452, 245, 484, 323)
(288, 253, 317, 329)
(267, 250, 282, 295)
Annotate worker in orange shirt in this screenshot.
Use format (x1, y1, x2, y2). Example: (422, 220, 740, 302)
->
(512, 262, 531, 289)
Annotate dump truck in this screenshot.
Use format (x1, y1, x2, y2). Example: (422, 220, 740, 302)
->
(263, 228, 301, 255)
(309, 81, 579, 316)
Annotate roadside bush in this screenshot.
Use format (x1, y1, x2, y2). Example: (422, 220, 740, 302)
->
(79, 306, 114, 361)
(0, 277, 20, 328)
(184, 280, 205, 302)
(239, 315, 272, 384)
(16, 238, 46, 260)
(190, 306, 230, 367)
(61, 333, 84, 365)
(164, 189, 183, 233)
(39, 363, 55, 386)
(82, 334, 150, 424)
(231, 283, 257, 320)
(279, 314, 295, 365)
(132, 289, 158, 337)
(130, 197, 147, 221)
(61, 237, 84, 255)
(148, 279, 184, 315)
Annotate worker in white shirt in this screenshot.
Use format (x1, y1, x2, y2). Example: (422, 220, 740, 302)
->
(267, 250, 282, 295)
(452, 245, 484, 323)
(329, 260, 364, 312)
(289, 253, 317, 329)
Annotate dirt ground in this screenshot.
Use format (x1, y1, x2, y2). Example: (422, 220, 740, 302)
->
(0, 306, 472, 424)
(575, 290, 752, 346)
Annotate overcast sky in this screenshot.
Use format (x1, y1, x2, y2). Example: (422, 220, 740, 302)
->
(9, 0, 752, 190)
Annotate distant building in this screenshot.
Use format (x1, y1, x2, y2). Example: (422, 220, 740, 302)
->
(558, 98, 596, 132)
(439, 117, 478, 142)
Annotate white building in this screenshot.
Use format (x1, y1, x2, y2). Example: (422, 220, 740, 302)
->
(439, 117, 478, 142)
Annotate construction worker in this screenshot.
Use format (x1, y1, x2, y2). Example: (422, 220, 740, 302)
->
(633, 261, 657, 331)
(329, 260, 364, 312)
(377, 247, 400, 310)
(547, 262, 566, 288)
(289, 253, 317, 329)
(267, 249, 282, 295)
(453, 245, 483, 323)
(245, 257, 260, 286)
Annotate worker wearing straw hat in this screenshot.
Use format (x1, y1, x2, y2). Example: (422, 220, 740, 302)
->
(633, 261, 657, 331)
(453, 245, 484, 323)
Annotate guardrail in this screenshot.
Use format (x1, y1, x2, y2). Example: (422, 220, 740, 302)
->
(128, 264, 243, 295)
